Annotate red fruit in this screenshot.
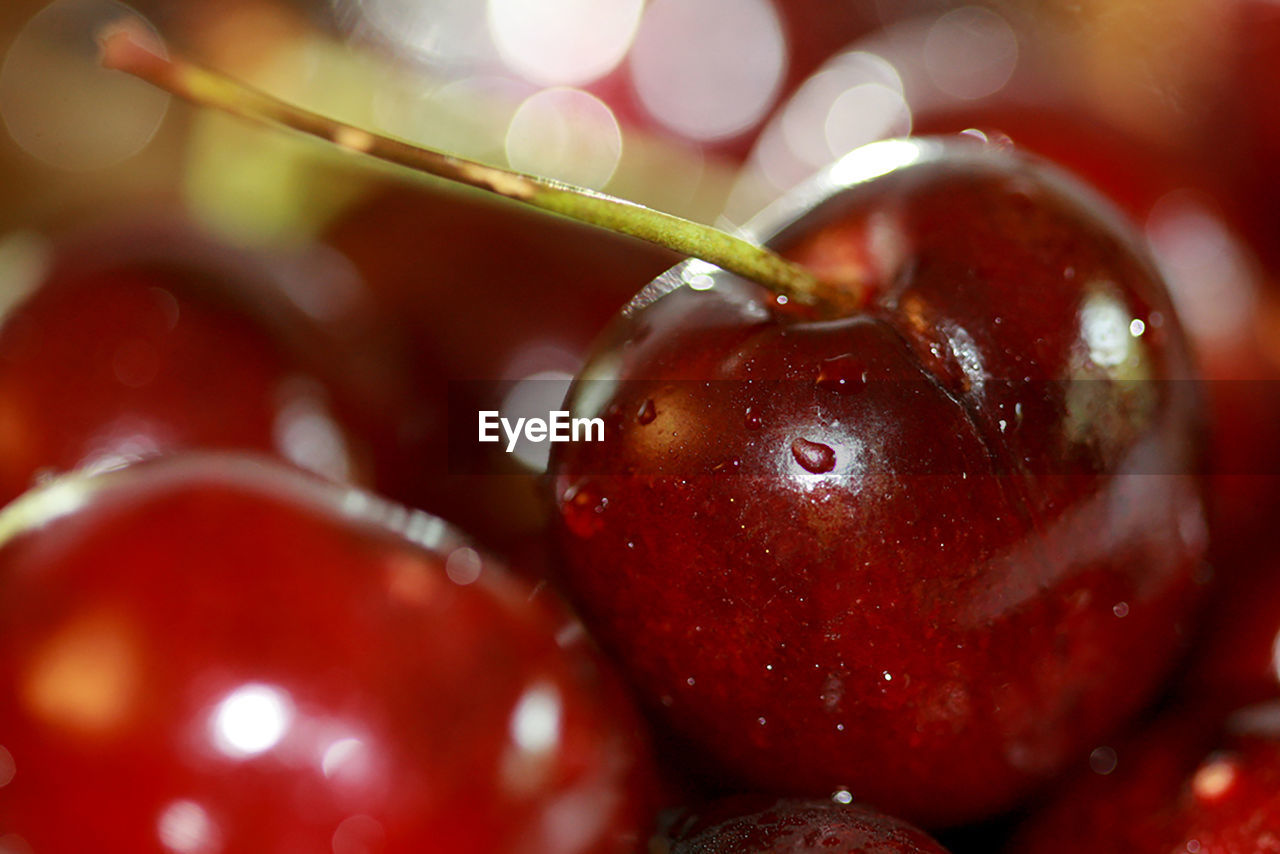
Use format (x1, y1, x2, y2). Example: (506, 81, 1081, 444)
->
(657, 796, 950, 853)
(0, 454, 656, 852)
(1183, 550, 1280, 710)
(322, 183, 677, 548)
(1009, 703, 1280, 854)
(1207, 0, 1280, 272)
(549, 139, 1207, 826)
(0, 221, 367, 504)
(914, 107, 1280, 552)
(910, 105, 1188, 223)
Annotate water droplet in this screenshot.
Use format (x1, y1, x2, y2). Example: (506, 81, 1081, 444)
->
(816, 354, 867, 394)
(831, 788, 853, 805)
(791, 438, 836, 474)
(560, 480, 608, 538)
(744, 407, 762, 431)
(637, 398, 657, 425)
(1089, 746, 1118, 775)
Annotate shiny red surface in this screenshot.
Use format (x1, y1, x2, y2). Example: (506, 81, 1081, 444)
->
(0, 456, 656, 852)
(659, 796, 949, 853)
(1211, 0, 1280, 273)
(0, 228, 365, 505)
(1010, 703, 1280, 854)
(912, 106, 1280, 552)
(1183, 550, 1280, 710)
(549, 143, 1207, 826)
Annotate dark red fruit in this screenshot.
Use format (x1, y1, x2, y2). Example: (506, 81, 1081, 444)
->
(0, 221, 371, 504)
(549, 139, 1207, 826)
(914, 106, 1280, 553)
(322, 183, 677, 549)
(1207, 0, 1280, 273)
(1009, 702, 1280, 854)
(0, 454, 656, 852)
(657, 796, 949, 853)
(1183, 550, 1280, 711)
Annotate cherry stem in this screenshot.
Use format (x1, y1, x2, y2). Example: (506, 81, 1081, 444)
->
(99, 22, 861, 315)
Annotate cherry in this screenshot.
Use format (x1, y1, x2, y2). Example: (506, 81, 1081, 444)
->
(1008, 702, 1280, 854)
(1202, 0, 1280, 274)
(100, 35, 1207, 827)
(0, 453, 657, 852)
(0, 218, 389, 505)
(1181, 549, 1280, 711)
(1004, 708, 1218, 854)
(655, 796, 949, 853)
(548, 139, 1207, 826)
(321, 183, 676, 549)
(910, 105, 1280, 554)
(323, 184, 676, 392)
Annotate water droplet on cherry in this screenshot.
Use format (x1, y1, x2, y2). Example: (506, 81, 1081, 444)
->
(560, 480, 609, 538)
(637, 399, 657, 425)
(791, 438, 837, 474)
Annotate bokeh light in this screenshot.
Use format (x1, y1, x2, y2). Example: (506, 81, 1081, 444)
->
(0, 0, 169, 171)
(630, 0, 787, 142)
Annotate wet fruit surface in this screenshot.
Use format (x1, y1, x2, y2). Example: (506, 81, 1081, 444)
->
(657, 796, 950, 853)
(0, 455, 656, 853)
(549, 140, 1207, 826)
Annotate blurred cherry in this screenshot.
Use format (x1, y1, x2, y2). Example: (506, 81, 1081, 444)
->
(1182, 549, 1280, 711)
(322, 182, 676, 550)
(1009, 702, 1280, 854)
(1201, 0, 1280, 274)
(0, 453, 657, 852)
(0, 218, 369, 504)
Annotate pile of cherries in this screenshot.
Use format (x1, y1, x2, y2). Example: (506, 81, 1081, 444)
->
(5, 5, 1280, 853)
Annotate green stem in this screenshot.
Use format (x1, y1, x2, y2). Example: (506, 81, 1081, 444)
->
(99, 21, 861, 313)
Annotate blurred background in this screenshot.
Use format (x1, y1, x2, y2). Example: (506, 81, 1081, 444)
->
(2, 0, 1274, 238)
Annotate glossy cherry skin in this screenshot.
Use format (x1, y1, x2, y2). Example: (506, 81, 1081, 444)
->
(549, 140, 1207, 826)
(655, 796, 949, 853)
(0, 455, 657, 853)
(0, 222, 374, 505)
(1009, 702, 1280, 854)
(914, 106, 1280, 555)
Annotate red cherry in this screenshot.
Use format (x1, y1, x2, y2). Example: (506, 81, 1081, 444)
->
(1182, 549, 1280, 711)
(0, 454, 657, 852)
(1005, 708, 1219, 854)
(1205, 0, 1280, 273)
(912, 106, 1280, 553)
(322, 183, 676, 549)
(0, 220, 377, 503)
(1009, 702, 1280, 854)
(657, 796, 950, 853)
(548, 139, 1207, 826)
